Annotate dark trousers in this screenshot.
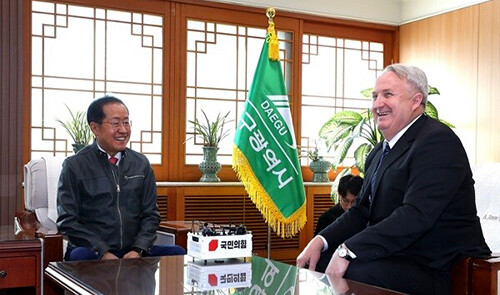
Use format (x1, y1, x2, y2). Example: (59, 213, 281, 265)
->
(316, 249, 451, 295)
(65, 244, 186, 261)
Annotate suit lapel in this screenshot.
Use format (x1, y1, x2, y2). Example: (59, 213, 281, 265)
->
(370, 115, 428, 203)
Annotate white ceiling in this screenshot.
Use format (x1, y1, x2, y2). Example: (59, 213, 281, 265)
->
(208, 0, 492, 25)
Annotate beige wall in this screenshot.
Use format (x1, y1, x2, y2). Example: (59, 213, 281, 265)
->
(400, 0, 500, 164)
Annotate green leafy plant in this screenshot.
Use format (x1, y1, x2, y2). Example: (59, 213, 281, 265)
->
(307, 146, 320, 161)
(188, 110, 231, 147)
(319, 86, 453, 177)
(55, 105, 93, 145)
(306, 140, 321, 161)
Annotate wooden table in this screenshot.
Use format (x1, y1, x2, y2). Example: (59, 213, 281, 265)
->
(45, 255, 404, 295)
(0, 225, 42, 295)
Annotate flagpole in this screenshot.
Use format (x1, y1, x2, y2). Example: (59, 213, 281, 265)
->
(267, 226, 271, 259)
(266, 8, 274, 260)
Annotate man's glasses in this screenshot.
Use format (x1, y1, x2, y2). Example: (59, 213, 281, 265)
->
(340, 197, 356, 206)
(101, 120, 132, 129)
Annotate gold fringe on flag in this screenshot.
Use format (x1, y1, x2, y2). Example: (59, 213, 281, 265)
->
(266, 7, 280, 61)
(233, 145, 307, 238)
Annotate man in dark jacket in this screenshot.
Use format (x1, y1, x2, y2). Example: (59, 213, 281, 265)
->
(314, 175, 363, 235)
(297, 64, 490, 294)
(57, 95, 185, 261)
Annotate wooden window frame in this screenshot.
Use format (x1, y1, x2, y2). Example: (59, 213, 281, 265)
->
(23, 0, 399, 182)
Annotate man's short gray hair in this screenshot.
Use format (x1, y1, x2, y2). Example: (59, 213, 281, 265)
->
(384, 64, 429, 105)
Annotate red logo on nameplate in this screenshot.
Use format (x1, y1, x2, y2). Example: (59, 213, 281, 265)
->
(208, 274, 218, 286)
(209, 239, 218, 251)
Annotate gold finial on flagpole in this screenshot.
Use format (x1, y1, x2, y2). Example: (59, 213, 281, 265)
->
(266, 7, 275, 21)
(266, 7, 279, 61)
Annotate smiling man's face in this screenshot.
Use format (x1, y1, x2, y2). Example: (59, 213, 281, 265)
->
(371, 71, 424, 141)
(90, 102, 130, 157)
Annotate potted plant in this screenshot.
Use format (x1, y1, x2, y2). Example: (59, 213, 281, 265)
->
(306, 140, 331, 182)
(188, 110, 231, 182)
(55, 105, 93, 154)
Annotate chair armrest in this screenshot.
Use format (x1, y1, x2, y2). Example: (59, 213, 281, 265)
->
(155, 230, 175, 246)
(15, 210, 63, 264)
(15, 210, 41, 234)
(450, 257, 471, 295)
(16, 210, 59, 236)
(470, 256, 500, 295)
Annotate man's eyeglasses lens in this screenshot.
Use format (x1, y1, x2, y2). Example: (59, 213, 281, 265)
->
(340, 198, 356, 205)
(102, 120, 132, 129)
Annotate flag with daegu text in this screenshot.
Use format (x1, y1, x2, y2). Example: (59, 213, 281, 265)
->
(232, 11, 306, 238)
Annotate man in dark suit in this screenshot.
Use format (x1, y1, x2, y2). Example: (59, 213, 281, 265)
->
(297, 64, 491, 294)
(314, 175, 363, 235)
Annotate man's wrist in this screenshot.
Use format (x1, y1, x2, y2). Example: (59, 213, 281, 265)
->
(132, 247, 144, 256)
(337, 243, 357, 261)
(317, 235, 329, 252)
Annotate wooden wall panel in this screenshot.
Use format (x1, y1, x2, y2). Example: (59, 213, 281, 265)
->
(0, 0, 26, 226)
(399, 6, 480, 164)
(312, 192, 335, 234)
(477, 0, 500, 163)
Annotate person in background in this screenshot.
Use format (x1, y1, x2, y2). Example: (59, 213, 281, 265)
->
(297, 64, 490, 294)
(314, 175, 363, 235)
(57, 95, 186, 261)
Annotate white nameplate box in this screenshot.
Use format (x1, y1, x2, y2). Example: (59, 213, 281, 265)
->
(187, 232, 253, 260)
(186, 258, 252, 290)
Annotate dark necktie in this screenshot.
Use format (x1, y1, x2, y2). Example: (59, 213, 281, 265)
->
(109, 157, 118, 165)
(370, 142, 390, 202)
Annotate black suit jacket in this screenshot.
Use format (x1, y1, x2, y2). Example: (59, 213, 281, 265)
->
(314, 203, 345, 236)
(319, 115, 490, 270)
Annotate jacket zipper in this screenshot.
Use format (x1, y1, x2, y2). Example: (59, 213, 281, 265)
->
(111, 164, 123, 251)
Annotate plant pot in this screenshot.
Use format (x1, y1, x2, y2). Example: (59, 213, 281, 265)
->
(309, 156, 331, 182)
(198, 146, 221, 182)
(72, 143, 87, 154)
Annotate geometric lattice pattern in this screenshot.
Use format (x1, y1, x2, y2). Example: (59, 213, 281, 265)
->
(301, 34, 384, 165)
(31, 1, 163, 163)
(185, 20, 294, 165)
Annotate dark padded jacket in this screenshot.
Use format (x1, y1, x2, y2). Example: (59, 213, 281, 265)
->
(56, 142, 160, 258)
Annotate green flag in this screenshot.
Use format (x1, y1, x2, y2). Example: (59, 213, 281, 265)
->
(244, 256, 298, 294)
(232, 18, 306, 238)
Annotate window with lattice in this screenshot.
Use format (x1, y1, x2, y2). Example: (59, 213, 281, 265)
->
(31, 0, 164, 164)
(300, 35, 384, 166)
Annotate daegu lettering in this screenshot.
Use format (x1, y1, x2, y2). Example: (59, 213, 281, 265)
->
(273, 167, 293, 189)
(239, 112, 257, 131)
(263, 149, 281, 172)
(249, 129, 268, 152)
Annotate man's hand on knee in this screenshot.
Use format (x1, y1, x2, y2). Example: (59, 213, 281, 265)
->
(296, 236, 324, 271)
(101, 252, 119, 260)
(123, 250, 141, 259)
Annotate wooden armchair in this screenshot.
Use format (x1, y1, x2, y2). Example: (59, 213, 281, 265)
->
(16, 157, 65, 295)
(450, 163, 500, 294)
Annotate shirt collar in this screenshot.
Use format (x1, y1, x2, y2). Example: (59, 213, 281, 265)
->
(385, 114, 422, 149)
(96, 142, 122, 164)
